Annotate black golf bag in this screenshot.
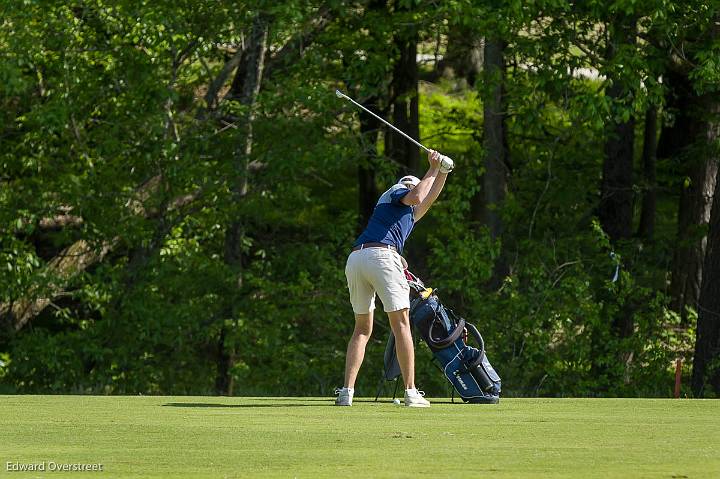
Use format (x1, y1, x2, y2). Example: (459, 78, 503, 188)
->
(376, 271, 501, 404)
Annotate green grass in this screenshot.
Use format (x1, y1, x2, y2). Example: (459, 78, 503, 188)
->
(1, 396, 718, 478)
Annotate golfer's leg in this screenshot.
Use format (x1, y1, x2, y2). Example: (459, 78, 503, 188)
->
(343, 312, 374, 389)
(387, 308, 414, 390)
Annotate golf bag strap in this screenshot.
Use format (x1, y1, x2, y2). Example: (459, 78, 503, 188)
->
(428, 316, 466, 349)
(464, 322, 486, 367)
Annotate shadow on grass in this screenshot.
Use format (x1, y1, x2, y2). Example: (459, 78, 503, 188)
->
(254, 397, 330, 402)
(163, 399, 393, 408)
(267, 398, 385, 403)
(162, 402, 334, 408)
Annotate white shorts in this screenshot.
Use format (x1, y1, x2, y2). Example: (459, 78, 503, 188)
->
(345, 247, 410, 314)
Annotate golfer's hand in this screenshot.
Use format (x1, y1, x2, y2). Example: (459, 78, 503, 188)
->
(428, 150, 441, 170)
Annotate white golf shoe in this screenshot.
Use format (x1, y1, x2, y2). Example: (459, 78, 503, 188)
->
(404, 388, 430, 408)
(334, 387, 353, 406)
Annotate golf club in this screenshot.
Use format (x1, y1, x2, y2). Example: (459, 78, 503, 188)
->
(335, 89, 454, 172)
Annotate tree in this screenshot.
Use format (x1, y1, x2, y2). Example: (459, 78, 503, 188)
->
(637, 106, 658, 240)
(356, 97, 382, 230)
(599, 16, 637, 243)
(437, 26, 483, 86)
(690, 12, 720, 397)
(386, 2, 420, 175)
(333, 0, 396, 229)
(665, 69, 719, 323)
(477, 37, 510, 290)
(1, 0, 713, 399)
(219, 14, 269, 395)
(693, 145, 720, 396)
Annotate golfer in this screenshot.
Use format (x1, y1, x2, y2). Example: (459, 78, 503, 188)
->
(336, 149, 451, 407)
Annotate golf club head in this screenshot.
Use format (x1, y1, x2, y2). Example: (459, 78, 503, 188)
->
(335, 89, 346, 99)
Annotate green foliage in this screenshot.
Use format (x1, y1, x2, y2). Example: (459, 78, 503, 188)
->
(0, 0, 712, 398)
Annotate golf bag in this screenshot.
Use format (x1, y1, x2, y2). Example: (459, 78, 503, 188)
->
(376, 271, 501, 404)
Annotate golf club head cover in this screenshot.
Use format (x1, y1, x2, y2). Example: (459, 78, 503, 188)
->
(439, 155, 454, 174)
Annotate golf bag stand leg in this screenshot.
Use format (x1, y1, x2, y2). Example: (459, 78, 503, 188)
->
(374, 377, 401, 402)
(375, 331, 403, 401)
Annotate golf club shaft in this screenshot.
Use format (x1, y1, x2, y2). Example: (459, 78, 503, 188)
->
(336, 90, 430, 153)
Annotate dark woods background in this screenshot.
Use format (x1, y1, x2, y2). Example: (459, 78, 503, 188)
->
(2, 0, 720, 398)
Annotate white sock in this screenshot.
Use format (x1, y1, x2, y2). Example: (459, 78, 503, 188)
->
(405, 388, 418, 395)
(341, 387, 354, 395)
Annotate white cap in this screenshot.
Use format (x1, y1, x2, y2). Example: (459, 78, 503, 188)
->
(398, 175, 421, 188)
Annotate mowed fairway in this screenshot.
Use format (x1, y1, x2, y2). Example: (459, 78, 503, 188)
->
(1, 396, 718, 478)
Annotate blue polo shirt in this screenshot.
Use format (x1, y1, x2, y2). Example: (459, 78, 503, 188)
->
(353, 184, 414, 254)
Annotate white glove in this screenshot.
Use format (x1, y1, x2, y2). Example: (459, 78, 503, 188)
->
(439, 155, 454, 174)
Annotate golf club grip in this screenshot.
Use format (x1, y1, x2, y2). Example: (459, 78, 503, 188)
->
(439, 155, 454, 172)
(336, 90, 430, 152)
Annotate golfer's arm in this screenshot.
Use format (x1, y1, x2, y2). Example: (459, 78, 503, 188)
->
(413, 171, 448, 221)
(401, 168, 439, 206)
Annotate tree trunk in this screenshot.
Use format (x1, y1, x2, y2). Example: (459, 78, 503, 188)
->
(665, 71, 719, 323)
(691, 8, 720, 394)
(219, 15, 269, 395)
(215, 326, 235, 396)
(437, 27, 484, 86)
(599, 19, 636, 243)
(594, 17, 638, 385)
(475, 38, 510, 289)
(357, 97, 380, 231)
(0, 239, 114, 331)
(224, 15, 268, 272)
(637, 105, 658, 240)
(205, 47, 247, 113)
(692, 97, 720, 397)
(386, 7, 420, 175)
(342, 0, 385, 232)
(671, 158, 718, 322)
(598, 20, 635, 342)
(599, 92, 635, 241)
